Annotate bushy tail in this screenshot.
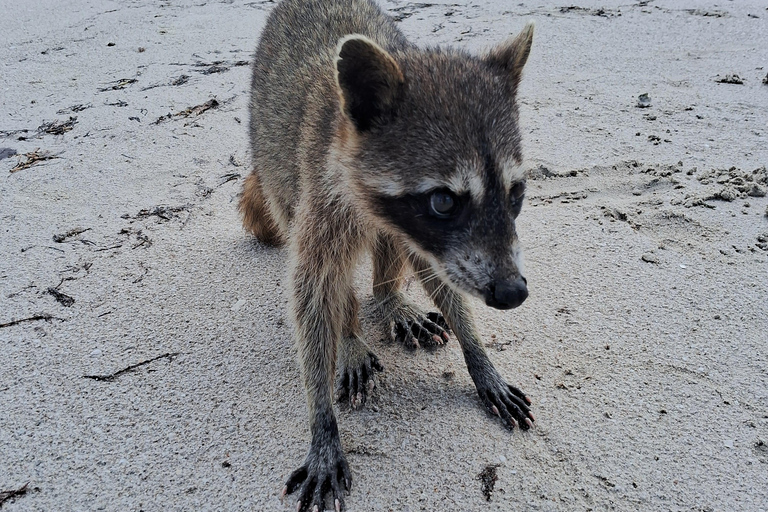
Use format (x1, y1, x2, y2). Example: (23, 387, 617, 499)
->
(239, 171, 284, 246)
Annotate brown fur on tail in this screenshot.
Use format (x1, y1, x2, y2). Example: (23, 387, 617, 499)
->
(239, 172, 283, 246)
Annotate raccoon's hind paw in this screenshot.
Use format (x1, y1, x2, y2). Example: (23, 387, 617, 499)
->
(336, 341, 383, 409)
(389, 307, 451, 350)
(283, 442, 351, 512)
(476, 375, 535, 431)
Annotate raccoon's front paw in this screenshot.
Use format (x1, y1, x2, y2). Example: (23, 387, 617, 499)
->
(388, 306, 450, 350)
(336, 337, 383, 409)
(476, 373, 535, 431)
(282, 441, 351, 512)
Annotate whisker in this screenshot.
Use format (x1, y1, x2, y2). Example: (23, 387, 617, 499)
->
(373, 266, 433, 289)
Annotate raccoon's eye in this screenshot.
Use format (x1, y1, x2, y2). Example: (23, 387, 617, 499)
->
(510, 181, 526, 202)
(429, 190, 458, 218)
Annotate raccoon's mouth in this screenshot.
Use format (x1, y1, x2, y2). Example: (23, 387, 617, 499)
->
(440, 260, 528, 310)
(483, 277, 528, 310)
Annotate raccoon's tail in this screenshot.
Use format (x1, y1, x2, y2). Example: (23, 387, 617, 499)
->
(239, 171, 284, 246)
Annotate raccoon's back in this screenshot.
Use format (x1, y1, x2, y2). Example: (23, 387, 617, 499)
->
(249, 0, 409, 220)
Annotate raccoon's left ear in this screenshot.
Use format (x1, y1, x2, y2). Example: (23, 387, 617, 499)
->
(485, 22, 534, 85)
(335, 35, 404, 132)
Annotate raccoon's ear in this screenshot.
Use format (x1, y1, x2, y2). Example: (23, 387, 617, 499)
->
(485, 22, 534, 85)
(335, 35, 404, 132)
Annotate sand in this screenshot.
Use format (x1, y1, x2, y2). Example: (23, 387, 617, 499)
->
(1, 0, 767, 510)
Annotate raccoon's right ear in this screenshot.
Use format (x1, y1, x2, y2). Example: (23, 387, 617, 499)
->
(335, 35, 404, 132)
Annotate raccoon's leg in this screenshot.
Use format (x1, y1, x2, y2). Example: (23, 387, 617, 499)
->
(409, 254, 535, 431)
(372, 234, 450, 349)
(282, 201, 364, 512)
(239, 171, 283, 246)
(336, 292, 383, 409)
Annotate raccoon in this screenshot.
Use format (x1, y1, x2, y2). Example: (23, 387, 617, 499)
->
(239, 0, 535, 509)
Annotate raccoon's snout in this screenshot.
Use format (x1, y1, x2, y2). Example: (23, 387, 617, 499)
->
(485, 277, 528, 310)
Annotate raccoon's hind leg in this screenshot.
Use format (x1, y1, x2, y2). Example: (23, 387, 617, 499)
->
(373, 234, 450, 349)
(239, 171, 283, 246)
(336, 292, 383, 409)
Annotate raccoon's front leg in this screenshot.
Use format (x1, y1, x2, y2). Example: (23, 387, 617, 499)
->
(282, 206, 364, 512)
(336, 293, 384, 409)
(373, 234, 450, 349)
(410, 255, 535, 430)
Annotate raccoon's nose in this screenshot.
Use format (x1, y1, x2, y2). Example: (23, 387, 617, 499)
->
(485, 278, 528, 310)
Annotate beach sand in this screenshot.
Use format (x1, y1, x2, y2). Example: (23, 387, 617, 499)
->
(2, 0, 767, 510)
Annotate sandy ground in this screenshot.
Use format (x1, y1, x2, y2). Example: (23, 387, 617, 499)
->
(2, 0, 767, 510)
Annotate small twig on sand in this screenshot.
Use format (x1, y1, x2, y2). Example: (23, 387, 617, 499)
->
(0, 314, 62, 329)
(0, 482, 29, 507)
(218, 172, 241, 186)
(53, 227, 91, 243)
(83, 352, 180, 382)
(94, 243, 123, 252)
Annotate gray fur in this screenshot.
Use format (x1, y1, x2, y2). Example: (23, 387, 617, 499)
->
(239, 1, 535, 509)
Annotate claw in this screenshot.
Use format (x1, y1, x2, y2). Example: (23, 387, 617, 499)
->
(480, 380, 536, 433)
(390, 309, 449, 349)
(281, 486, 288, 501)
(335, 499, 341, 512)
(296, 501, 302, 512)
(313, 506, 319, 512)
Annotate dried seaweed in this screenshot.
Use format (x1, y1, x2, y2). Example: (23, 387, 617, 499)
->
(122, 204, 191, 221)
(478, 465, 500, 501)
(37, 117, 77, 135)
(57, 104, 92, 114)
(142, 74, 190, 91)
(716, 74, 744, 84)
(10, 149, 58, 172)
(47, 287, 75, 307)
(153, 99, 219, 124)
(98, 78, 138, 92)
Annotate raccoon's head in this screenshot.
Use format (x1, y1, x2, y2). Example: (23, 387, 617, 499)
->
(334, 24, 534, 310)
